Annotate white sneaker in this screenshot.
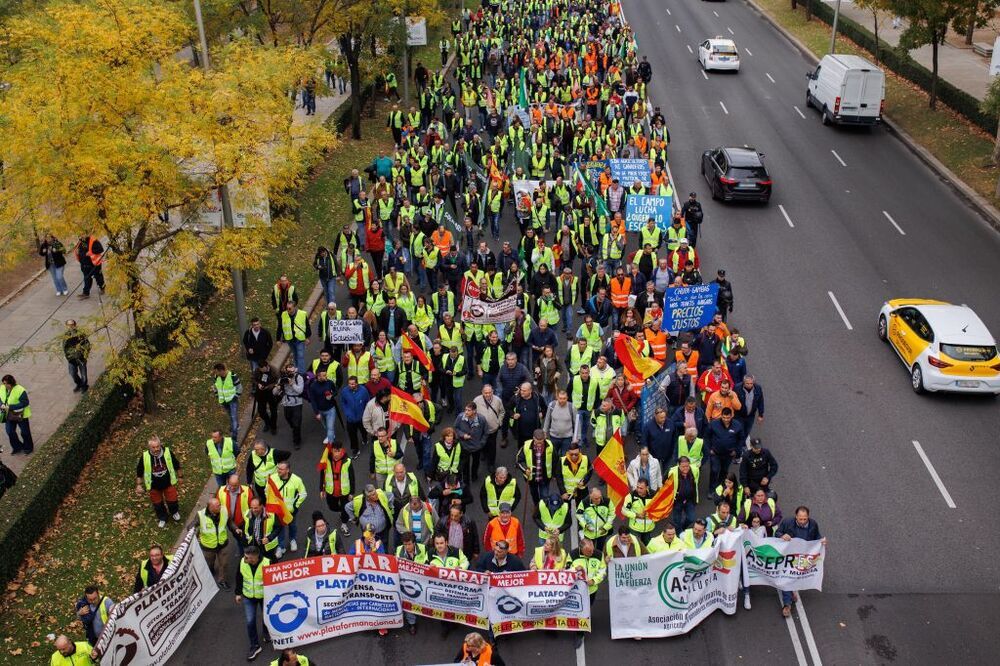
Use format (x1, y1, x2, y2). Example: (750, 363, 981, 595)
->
(290, 539, 298, 552)
(157, 520, 166, 528)
(275, 547, 285, 559)
(171, 512, 181, 521)
(744, 596, 752, 610)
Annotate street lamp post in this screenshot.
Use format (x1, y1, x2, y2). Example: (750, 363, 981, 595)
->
(830, 0, 843, 54)
(193, 0, 248, 335)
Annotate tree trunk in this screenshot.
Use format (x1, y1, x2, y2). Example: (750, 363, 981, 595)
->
(993, 113, 1000, 195)
(805, 0, 813, 22)
(792, 0, 798, 9)
(930, 36, 939, 110)
(966, 2, 978, 46)
(125, 260, 156, 413)
(872, 12, 881, 65)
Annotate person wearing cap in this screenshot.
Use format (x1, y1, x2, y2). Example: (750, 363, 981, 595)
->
(714, 269, 734, 321)
(349, 523, 386, 554)
(482, 502, 525, 557)
(668, 236, 698, 273)
(304, 512, 343, 556)
(681, 192, 704, 247)
(739, 438, 779, 497)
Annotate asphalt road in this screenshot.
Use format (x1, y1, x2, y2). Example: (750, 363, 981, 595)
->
(168, 1, 1000, 664)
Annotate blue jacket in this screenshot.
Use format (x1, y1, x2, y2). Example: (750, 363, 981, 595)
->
(339, 385, 370, 423)
(704, 418, 745, 457)
(670, 405, 706, 437)
(736, 383, 765, 419)
(775, 517, 822, 541)
(497, 363, 532, 400)
(526, 326, 558, 354)
(641, 418, 676, 464)
(726, 357, 747, 387)
(308, 379, 338, 413)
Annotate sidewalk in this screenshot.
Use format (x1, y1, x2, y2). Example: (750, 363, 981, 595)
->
(0, 85, 350, 475)
(828, 1, 995, 100)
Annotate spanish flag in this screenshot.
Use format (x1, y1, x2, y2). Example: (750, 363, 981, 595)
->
(593, 429, 630, 518)
(614, 333, 663, 379)
(389, 386, 430, 432)
(265, 476, 293, 525)
(643, 472, 675, 522)
(401, 333, 434, 372)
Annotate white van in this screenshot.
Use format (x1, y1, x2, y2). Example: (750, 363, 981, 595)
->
(805, 54, 885, 126)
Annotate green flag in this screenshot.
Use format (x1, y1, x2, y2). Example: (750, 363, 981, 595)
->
(575, 165, 609, 219)
(518, 67, 529, 109)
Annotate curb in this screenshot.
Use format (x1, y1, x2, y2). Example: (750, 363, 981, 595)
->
(0, 268, 46, 311)
(743, 0, 1000, 234)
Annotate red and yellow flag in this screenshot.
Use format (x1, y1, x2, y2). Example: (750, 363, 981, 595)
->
(644, 471, 675, 522)
(614, 333, 663, 379)
(265, 476, 293, 525)
(593, 428, 630, 518)
(389, 386, 430, 432)
(401, 334, 434, 372)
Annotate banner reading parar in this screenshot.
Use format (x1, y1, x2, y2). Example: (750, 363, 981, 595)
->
(397, 558, 491, 629)
(488, 570, 591, 635)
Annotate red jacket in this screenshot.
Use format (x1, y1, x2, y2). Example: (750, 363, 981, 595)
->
(365, 221, 386, 253)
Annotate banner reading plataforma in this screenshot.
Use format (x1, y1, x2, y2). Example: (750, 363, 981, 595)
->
(608, 530, 741, 639)
(397, 558, 491, 629)
(488, 570, 591, 635)
(741, 530, 825, 591)
(93, 528, 217, 665)
(264, 554, 402, 648)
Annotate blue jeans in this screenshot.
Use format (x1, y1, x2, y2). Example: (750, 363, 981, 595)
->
(452, 387, 464, 411)
(242, 598, 267, 648)
(561, 306, 574, 333)
(415, 432, 433, 473)
(222, 400, 239, 440)
(482, 373, 498, 391)
(416, 266, 429, 291)
(671, 500, 696, 531)
(489, 212, 501, 239)
(49, 265, 67, 293)
(288, 340, 306, 373)
(577, 410, 591, 445)
(781, 591, 795, 606)
(551, 436, 572, 456)
(5, 419, 33, 453)
(320, 277, 336, 304)
(318, 407, 337, 442)
(278, 515, 299, 550)
(356, 221, 367, 250)
(214, 470, 234, 488)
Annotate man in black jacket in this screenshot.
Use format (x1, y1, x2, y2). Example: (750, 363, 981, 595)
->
(473, 540, 526, 572)
(735, 374, 765, 440)
(242, 318, 273, 373)
(739, 438, 779, 497)
(714, 269, 734, 322)
(680, 192, 704, 247)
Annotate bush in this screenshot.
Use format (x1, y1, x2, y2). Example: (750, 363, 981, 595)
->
(0, 271, 215, 588)
(806, 0, 997, 133)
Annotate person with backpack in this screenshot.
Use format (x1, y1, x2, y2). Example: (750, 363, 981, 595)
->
(681, 192, 704, 248)
(714, 269, 735, 323)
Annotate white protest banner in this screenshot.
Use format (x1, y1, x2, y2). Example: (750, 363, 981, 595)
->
(460, 280, 518, 324)
(487, 570, 591, 635)
(608, 530, 741, 639)
(263, 554, 402, 648)
(609, 158, 651, 187)
(624, 194, 672, 232)
(512, 179, 558, 200)
(327, 318, 364, 344)
(397, 558, 491, 629)
(94, 529, 217, 665)
(406, 16, 427, 46)
(741, 531, 825, 592)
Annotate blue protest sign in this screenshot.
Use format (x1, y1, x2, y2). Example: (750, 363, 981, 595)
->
(609, 158, 651, 187)
(666, 284, 720, 332)
(624, 194, 672, 232)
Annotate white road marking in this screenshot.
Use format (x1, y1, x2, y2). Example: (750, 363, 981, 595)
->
(766, 72, 775, 83)
(827, 291, 853, 330)
(687, 44, 694, 54)
(882, 210, 906, 235)
(912, 440, 957, 508)
(778, 204, 795, 228)
(702, 70, 709, 80)
(713, 10, 720, 17)
(745, 47, 753, 56)
(831, 149, 847, 167)
(796, 598, 824, 666)
(780, 591, 810, 666)
(676, 24, 681, 32)
(727, 26, 735, 35)
(666, 8, 672, 15)
(720, 100, 729, 114)
(793, 105, 806, 119)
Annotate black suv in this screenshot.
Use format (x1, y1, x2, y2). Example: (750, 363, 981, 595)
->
(701, 146, 772, 204)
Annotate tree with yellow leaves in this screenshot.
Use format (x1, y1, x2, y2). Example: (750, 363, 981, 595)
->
(0, 0, 334, 409)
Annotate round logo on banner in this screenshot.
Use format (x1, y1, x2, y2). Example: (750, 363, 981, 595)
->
(495, 593, 524, 615)
(400, 578, 424, 598)
(266, 591, 310, 633)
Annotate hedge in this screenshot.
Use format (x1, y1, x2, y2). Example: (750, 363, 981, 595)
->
(0, 270, 215, 588)
(805, 0, 998, 133)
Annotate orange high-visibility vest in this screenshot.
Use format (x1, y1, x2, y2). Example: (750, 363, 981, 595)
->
(431, 229, 452, 256)
(647, 330, 668, 360)
(86, 236, 103, 266)
(610, 277, 631, 309)
(676, 350, 700, 377)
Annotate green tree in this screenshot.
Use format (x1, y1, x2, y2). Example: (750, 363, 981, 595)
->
(890, 0, 964, 109)
(854, 0, 894, 63)
(0, 0, 333, 408)
(980, 75, 1000, 192)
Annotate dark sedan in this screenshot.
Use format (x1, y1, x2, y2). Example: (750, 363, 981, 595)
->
(701, 146, 772, 204)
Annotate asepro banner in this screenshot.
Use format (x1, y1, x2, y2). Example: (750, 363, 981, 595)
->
(608, 530, 741, 639)
(396, 558, 491, 629)
(263, 554, 402, 648)
(487, 570, 591, 635)
(93, 529, 217, 665)
(741, 531, 825, 592)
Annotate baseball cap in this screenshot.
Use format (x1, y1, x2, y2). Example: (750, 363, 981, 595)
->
(750, 438, 762, 449)
(499, 502, 512, 513)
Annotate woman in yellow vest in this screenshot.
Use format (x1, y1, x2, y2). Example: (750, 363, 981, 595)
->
(530, 536, 568, 570)
(1, 374, 33, 453)
(411, 294, 434, 333)
(370, 330, 397, 384)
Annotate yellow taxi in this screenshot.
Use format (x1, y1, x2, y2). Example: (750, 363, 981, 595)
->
(877, 299, 1000, 395)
